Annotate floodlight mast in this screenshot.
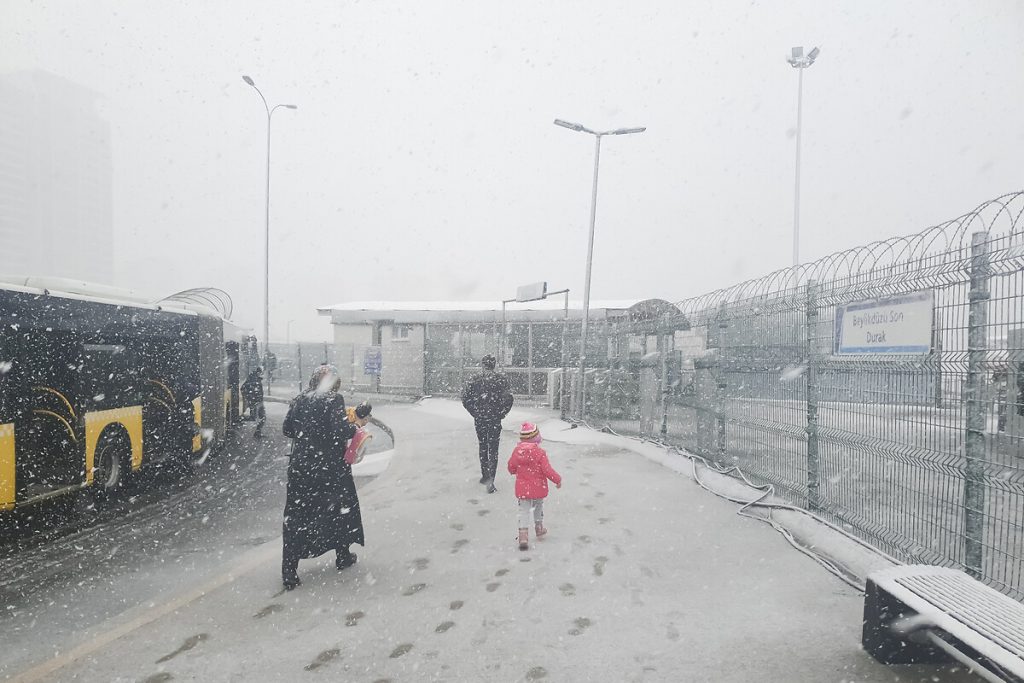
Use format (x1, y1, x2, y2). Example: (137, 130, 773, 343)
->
(785, 45, 820, 270)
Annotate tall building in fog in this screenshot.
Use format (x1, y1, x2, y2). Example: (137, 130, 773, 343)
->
(0, 70, 113, 283)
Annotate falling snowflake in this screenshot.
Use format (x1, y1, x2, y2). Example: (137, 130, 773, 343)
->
(779, 364, 807, 382)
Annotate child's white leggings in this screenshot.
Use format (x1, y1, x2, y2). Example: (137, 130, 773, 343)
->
(518, 498, 544, 528)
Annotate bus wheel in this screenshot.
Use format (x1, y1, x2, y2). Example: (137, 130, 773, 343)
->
(93, 432, 130, 497)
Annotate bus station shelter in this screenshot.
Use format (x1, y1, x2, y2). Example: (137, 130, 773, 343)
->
(316, 299, 679, 398)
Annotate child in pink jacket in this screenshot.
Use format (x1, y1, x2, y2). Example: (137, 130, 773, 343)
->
(507, 422, 562, 551)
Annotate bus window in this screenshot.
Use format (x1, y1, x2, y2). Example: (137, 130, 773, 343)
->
(0, 336, 12, 424)
(81, 344, 131, 408)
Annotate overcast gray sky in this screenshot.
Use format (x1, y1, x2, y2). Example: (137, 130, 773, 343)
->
(4, 1, 1023, 341)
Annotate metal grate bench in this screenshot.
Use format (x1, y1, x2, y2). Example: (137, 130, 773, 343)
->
(863, 565, 1024, 682)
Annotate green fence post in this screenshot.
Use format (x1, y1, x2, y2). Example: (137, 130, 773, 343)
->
(660, 317, 670, 439)
(964, 231, 991, 578)
(805, 279, 820, 512)
(714, 303, 727, 461)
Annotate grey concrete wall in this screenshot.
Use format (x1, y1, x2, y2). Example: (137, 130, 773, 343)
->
(379, 323, 425, 393)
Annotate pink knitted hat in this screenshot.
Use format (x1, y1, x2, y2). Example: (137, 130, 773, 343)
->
(519, 422, 542, 443)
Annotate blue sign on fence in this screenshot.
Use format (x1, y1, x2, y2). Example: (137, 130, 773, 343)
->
(834, 290, 934, 355)
(363, 346, 382, 375)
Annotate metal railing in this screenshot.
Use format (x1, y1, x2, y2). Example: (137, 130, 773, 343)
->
(581, 192, 1024, 600)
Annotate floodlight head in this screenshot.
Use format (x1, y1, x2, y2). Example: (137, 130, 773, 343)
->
(554, 118, 585, 132)
(807, 47, 820, 61)
(609, 127, 646, 135)
(791, 46, 804, 60)
(242, 75, 255, 86)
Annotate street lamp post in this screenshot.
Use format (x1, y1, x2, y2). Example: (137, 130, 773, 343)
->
(242, 75, 297, 384)
(786, 46, 819, 268)
(286, 319, 295, 346)
(554, 119, 645, 421)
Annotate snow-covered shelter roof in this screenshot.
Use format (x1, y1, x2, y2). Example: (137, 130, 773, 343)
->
(317, 299, 678, 324)
(0, 276, 234, 320)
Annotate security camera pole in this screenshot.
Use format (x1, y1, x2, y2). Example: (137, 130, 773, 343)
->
(786, 46, 820, 269)
(553, 119, 645, 421)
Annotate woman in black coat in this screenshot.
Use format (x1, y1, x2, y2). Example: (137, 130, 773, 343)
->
(281, 365, 369, 590)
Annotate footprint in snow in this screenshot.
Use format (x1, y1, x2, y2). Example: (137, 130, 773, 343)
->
(569, 616, 593, 636)
(253, 604, 282, 619)
(390, 643, 414, 658)
(304, 649, 341, 671)
(155, 633, 208, 664)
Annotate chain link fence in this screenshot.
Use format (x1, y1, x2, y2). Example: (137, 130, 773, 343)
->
(265, 342, 339, 393)
(580, 192, 1024, 600)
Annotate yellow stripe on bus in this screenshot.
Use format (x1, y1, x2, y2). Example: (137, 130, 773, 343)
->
(192, 397, 202, 452)
(0, 423, 14, 511)
(84, 407, 144, 482)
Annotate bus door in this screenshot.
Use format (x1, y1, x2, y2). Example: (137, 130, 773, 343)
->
(135, 330, 197, 461)
(225, 340, 240, 425)
(11, 327, 85, 496)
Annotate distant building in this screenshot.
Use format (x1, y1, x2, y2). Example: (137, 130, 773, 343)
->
(316, 299, 680, 397)
(0, 70, 113, 283)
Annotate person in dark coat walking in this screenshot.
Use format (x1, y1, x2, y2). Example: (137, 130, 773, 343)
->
(280, 364, 369, 590)
(461, 354, 513, 493)
(241, 367, 266, 438)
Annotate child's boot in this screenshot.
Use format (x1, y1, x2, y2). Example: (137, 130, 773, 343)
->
(518, 528, 529, 551)
(535, 522, 547, 538)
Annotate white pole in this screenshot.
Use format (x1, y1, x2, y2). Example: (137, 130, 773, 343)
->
(263, 109, 271, 372)
(793, 66, 804, 268)
(578, 134, 603, 421)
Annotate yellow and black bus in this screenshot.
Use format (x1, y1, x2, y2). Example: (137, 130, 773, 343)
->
(0, 278, 258, 511)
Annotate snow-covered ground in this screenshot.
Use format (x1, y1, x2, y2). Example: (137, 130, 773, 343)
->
(6, 399, 975, 682)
